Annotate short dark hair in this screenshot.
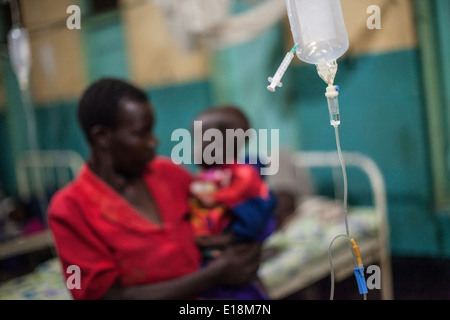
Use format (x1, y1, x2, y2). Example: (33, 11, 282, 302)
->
(77, 78, 149, 141)
(195, 104, 251, 132)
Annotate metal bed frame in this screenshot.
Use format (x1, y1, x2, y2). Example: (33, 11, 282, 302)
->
(0, 150, 84, 261)
(265, 151, 393, 300)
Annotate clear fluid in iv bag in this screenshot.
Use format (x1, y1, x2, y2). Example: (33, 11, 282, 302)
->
(286, 0, 349, 65)
(8, 27, 31, 89)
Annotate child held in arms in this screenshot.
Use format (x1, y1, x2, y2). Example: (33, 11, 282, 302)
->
(189, 105, 277, 300)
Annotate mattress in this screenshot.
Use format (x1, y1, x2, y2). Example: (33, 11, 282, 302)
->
(0, 197, 378, 300)
(0, 257, 72, 300)
(258, 196, 378, 298)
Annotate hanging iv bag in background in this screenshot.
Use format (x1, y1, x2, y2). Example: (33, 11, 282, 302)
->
(8, 26, 32, 91)
(7, 26, 49, 218)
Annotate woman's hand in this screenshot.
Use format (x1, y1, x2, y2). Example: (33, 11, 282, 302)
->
(195, 233, 234, 249)
(101, 241, 262, 300)
(211, 242, 262, 286)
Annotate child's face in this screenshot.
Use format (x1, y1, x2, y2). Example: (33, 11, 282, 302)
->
(195, 113, 230, 168)
(195, 111, 245, 168)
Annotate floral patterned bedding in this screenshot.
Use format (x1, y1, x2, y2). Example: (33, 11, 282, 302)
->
(258, 196, 378, 297)
(0, 257, 72, 300)
(0, 197, 377, 300)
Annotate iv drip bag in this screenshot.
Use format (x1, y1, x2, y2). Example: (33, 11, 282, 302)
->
(8, 27, 32, 90)
(286, 0, 349, 65)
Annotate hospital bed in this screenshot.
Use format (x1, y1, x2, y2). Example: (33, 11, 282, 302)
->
(0, 150, 83, 299)
(258, 151, 393, 300)
(0, 150, 84, 261)
(0, 151, 393, 300)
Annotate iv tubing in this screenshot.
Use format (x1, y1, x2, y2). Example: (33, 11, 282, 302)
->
(334, 125, 349, 236)
(328, 124, 367, 300)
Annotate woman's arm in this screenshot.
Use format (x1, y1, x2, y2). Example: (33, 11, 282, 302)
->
(101, 242, 262, 300)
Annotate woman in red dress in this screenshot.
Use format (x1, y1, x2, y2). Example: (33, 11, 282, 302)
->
(48, 78, 262, 300)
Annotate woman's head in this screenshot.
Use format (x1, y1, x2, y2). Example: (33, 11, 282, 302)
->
(78, 78, 149, 140)
(77, 78, 158, 176)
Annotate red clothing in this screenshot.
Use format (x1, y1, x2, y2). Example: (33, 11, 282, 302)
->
(213, 163, 269, 207)
(48, 157, 201, 300)
(190, 163, 270, 237)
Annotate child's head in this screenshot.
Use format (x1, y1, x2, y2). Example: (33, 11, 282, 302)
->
(194, 104, 251, 168)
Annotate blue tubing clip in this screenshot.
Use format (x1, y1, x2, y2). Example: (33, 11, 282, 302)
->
(353, 266, 368, 295)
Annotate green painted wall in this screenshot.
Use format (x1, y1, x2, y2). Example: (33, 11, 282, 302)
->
(147, 81, 213, 167)
(1, 1, 450, 260)
(293, 50, 430, 198)
(210, 23, 300, 152)
(291, 49, 437, 256)
(0, 80, 213, 196)
(0, 54, 36, 196)
(0, 112, 14, 196)
(82, 12, 130, 82)
(208, 21, 442, 257)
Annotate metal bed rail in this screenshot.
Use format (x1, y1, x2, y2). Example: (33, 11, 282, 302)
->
(292, 151, 393, 300)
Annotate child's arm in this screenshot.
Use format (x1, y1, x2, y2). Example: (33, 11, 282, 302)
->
(194, 191, 217, 208)
(213, 166, 277, 243)
(213, 165, 262, 207)
(190, 180, 218, 208)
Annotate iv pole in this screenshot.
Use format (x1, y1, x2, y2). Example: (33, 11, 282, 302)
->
(7, 0, 48, 223)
